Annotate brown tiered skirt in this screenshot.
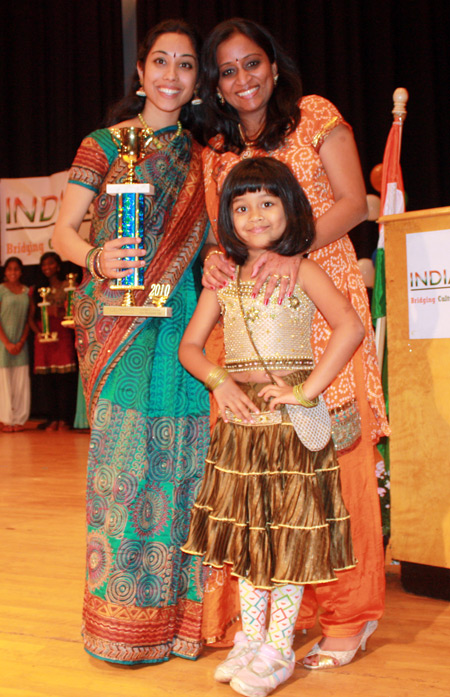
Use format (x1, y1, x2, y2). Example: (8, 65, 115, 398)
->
(182, 372, 356, 590)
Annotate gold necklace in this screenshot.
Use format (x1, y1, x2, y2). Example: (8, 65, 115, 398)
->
(138, 112, 182, 150)
(238, 123, 254, 146)
(238, 123, 263, 158)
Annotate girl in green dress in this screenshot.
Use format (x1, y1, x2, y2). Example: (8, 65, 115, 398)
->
(0, 257, 30, 432)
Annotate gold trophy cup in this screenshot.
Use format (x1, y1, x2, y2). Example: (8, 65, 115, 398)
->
(103, 127, 172, 317)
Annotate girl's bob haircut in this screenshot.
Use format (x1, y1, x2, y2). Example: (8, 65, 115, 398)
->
(218, 157, 315, 265)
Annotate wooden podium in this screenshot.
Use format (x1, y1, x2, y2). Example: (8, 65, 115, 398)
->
(383, 206, 450, 589)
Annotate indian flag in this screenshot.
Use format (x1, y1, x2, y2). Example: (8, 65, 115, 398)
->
(371, 89, 408, 537)
(372, 117, 406, 359)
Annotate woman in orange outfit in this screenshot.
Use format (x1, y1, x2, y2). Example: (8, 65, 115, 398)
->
(198, 18, 389, 668)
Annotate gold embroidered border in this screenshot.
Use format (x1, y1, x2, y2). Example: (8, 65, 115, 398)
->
(223, 408, 282, 426)
(327, 514, 351, 522)
(275, 522, 329, 531)
(271, 576, 339, 586)
(179, 560, 346, 591)
(225, 358, 313, 372)
(213, 464, 319, 477)
(193, 502, 213, 511)
(180, 547, 203, 556)
(311, 116, 339, 148)
(191, 512, 333, 532)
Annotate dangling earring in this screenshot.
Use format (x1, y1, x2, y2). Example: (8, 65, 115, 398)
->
(273, 74, 279, 86)
(136, 84, 146, 97)
(216, 88, 225, 105)
(191, 89, 203, 106)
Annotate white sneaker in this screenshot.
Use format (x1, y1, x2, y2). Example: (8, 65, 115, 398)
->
(230, 643, 296, 697)
(214, 631, 264, 683)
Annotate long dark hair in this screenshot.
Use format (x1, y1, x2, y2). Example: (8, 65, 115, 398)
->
(218, 158, 315, 266)
(105, 19, 203, 140)
(201, 18, 302, 153)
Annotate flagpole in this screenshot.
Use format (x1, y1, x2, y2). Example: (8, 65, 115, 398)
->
(375, 87, 409, 372)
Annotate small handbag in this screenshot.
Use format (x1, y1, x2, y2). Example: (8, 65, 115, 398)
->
(236, 270, 331, 452)
(285, 399, 331, 452)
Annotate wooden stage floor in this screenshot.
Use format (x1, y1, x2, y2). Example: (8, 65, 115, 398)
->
(1, 425, 449, 697)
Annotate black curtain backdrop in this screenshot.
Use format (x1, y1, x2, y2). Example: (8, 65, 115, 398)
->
(1, 0, 449, 257)
(0, 0, 124, 178)
(0, 0, 124, 416)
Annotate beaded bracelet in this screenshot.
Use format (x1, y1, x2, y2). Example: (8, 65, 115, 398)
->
(293, 382, 319, 408)
(204, 366, 229, 391)
(204, 248, 224, 266)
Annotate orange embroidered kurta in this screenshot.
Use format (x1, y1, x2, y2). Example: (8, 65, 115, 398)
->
(200, 95, 387, 640)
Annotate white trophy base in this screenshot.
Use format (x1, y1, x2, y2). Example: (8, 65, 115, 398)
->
(103, 305, 172, 317)
(106, 183, 154, 195)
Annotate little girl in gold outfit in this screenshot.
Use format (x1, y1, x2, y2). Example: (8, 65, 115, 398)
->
(179, 158, 366, 697)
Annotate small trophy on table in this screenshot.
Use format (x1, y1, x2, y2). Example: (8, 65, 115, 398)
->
(37, 287, 58, 342)
(103, 127, 172, 317)
(61, 273, 77, 328)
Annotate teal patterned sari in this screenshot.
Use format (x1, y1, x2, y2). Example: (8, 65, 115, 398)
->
(69, 127, 210, 663)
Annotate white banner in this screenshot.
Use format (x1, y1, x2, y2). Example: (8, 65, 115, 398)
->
(406, 229, 450, 339)
(0, 171, 91, 265)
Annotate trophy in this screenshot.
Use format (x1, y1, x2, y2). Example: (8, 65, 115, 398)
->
(37, 287, 58, 342)
(103, 127, 172, 317)
(61, 273, 77, 328)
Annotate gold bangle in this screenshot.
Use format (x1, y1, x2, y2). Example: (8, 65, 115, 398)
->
(293, 382, 319, 408)
(88, 246, 107, 282)
(96, 248, 106, 278)
(204, 366, 229, 391)
(86, 248, 97, 277)
(85, 247, 96, 270)
(204, 249, 224, 266)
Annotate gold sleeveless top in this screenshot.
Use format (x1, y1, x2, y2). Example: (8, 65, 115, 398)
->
(217, 278, 316, 373)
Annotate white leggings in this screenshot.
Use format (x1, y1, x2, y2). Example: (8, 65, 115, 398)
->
(0, 365, 30, 425)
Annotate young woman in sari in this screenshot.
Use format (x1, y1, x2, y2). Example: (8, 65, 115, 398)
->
(198, 18, 389, 668)
(53, 20, 210, 665)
